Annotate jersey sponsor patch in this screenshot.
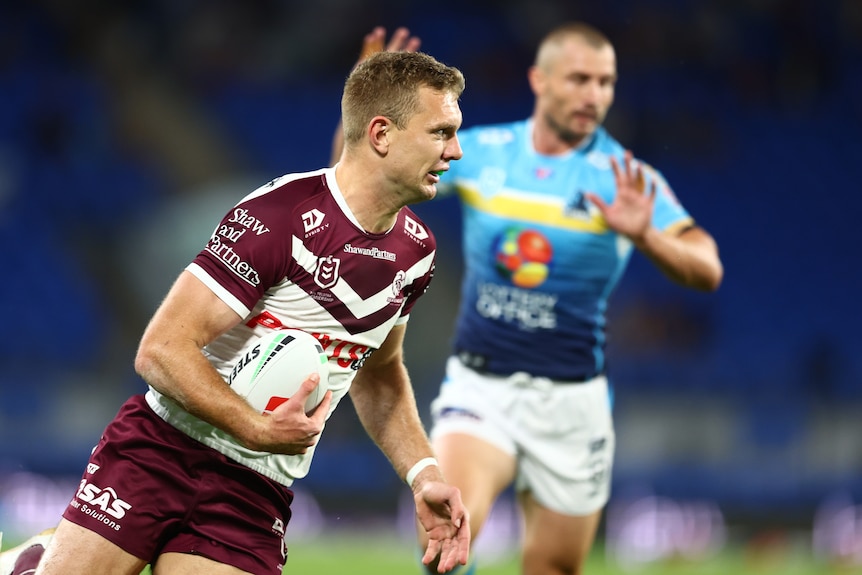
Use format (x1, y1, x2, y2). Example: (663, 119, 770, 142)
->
(302, 208, 326, 234)
(404, 215, 429, 241)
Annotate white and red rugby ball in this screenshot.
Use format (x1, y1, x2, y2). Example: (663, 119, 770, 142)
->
(228, 329, 329, 414)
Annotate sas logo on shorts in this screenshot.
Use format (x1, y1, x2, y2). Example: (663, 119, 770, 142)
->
(73, 479, 133, 520)
(493, 227, 554, 288)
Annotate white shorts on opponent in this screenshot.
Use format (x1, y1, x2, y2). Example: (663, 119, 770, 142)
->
(429, 356, 615, 516)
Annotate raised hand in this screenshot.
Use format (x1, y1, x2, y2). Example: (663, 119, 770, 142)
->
(584, 150, 656, 243)
(357, 26, 421, 64)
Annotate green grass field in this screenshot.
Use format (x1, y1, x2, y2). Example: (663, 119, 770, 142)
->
(5, 530, 853, 574)
(274, 533, 844, 575)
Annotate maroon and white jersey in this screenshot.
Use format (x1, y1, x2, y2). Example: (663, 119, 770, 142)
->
(146, 167, 437, 486)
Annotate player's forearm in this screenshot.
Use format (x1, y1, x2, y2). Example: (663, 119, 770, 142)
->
(633, 226, 723, 291)
(136, 339, 263, 447)
(351, 368, 439, 483)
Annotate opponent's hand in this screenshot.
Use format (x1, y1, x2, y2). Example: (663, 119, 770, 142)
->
(356, 26, 421, 65)
(414, 481, 471, 573)
(584, 150, 656, 243)
(248, 374, 332, 455)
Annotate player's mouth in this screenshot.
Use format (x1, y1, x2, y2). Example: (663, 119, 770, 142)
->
(573, 110, 598, 122)
(428, 169, 445, 182)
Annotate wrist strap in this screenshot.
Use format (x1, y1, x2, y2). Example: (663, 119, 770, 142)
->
(405, 457, 438, 488)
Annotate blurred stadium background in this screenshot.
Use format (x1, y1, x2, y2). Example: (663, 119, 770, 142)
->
(1, 0, 860, 572)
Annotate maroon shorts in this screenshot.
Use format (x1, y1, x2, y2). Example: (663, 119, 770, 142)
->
(62, 394, 294, 575)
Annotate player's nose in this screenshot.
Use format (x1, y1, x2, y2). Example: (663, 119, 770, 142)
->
(446, 134, 463, 161)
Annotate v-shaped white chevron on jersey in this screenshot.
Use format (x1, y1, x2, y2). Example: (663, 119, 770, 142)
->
(291, 235, 434, 319)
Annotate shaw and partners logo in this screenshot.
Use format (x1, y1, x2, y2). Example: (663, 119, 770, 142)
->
(343, 243, 396, 262)
(205, 207, 269, 287)
(206, 234, 261, 287)
(229, 207, 271, 236)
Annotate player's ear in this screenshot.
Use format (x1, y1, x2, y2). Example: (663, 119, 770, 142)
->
(368, 116, 391, 155)
(527, 65, 544, 96)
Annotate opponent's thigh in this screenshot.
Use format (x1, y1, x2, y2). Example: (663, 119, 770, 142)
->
(35, 518, 146, 575)
(518, 491, 602, 575)
(424, 433, 517, 542)
(152, 552, 254, 575)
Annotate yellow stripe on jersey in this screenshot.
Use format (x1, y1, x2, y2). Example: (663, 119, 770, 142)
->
(457, 183, 609, 233)
(664, 217, 696, 236)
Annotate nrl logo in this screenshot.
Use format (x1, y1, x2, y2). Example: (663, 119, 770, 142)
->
(314, 255, 340, 289)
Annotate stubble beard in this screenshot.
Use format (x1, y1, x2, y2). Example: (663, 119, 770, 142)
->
(544, 110, 599, 148)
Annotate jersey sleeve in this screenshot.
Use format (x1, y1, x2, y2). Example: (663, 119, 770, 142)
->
(396, 254, 436, 325)
(187, 191, 293, 318)
(641, 161, 694, 234)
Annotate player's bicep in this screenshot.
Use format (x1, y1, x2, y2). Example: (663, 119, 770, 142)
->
(677, 225, 718, 251)
(643, 165, 692, 232)
(350, 324, 411, 428)
(360, 324, 407, 373)
(142, 270, 243, 351)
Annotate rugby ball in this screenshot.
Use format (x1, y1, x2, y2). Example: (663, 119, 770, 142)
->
(228, 329, 329, 414)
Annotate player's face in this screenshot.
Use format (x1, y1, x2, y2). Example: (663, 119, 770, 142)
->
(531, 37, 617, 146)
(388, 86, 463, 204)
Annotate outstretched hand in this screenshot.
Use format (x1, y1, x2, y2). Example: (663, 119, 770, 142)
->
(414, 481, 471, 573)
(584, 150, 656, 243)
(356, 26, 421, 65)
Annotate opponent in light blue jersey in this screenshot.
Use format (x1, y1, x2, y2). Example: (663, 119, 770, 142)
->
(440, 120, 694, 381)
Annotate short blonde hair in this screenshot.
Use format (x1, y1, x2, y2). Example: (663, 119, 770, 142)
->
(341, 51, 465, 146)
(534, 22, 613, 71)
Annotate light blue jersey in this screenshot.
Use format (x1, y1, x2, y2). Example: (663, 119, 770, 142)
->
(439, 119, 693, 380)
